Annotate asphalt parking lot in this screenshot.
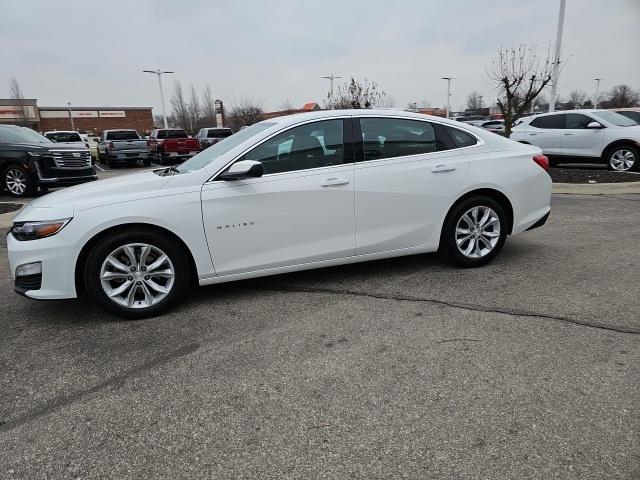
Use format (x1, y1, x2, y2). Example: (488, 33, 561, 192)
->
(0, 176, 639, 478)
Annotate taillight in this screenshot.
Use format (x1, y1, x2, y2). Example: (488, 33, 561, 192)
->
(533, 154, 549, 171)
(108, 142, 114, 150)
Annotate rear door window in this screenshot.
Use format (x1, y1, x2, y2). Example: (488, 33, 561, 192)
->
(530, 114, 564, 129)
(359, 118, 446, 161)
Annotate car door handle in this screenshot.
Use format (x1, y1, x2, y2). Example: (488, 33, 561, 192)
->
(563, 133, 574, 136)
(321, 178, 350, 187)
(431, 164, 456, 173)
(529, 133, 537, 136)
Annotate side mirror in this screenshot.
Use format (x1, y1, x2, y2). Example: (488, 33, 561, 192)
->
(586, 121, 603, 129)
(220, 160, 263, 180)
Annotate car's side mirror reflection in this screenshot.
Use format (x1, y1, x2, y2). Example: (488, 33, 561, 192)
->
(586, 121, 604, 129)
(220, 160, 264, 180)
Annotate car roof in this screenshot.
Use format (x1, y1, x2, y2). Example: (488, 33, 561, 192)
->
(44, 130, 80, 134)
(262, 108, 475, 129)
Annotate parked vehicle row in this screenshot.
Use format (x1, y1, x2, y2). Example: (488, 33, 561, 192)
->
(510, 109, 640, 171)
(7, 110, 551, 318)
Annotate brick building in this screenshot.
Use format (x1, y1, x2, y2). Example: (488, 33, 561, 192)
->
(0, 99, 154, 135)
(38, 107, 154, 135)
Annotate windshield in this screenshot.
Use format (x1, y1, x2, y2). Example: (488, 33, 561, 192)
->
(0, 126, 51, 144)
(106, 130, 140, 140)
(177, 122, 275, 173)
(45, 132, 82, 142)
(591, 111, 637, 127)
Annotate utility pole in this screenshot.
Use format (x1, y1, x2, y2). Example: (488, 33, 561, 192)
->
(548, 0, 566, 112)
(321, 74, 343, 109)
(143, 69, 174, 128)
(441, 77, 455, 118)
(67, 102, 75, 130)
(593, 78, 602, 109)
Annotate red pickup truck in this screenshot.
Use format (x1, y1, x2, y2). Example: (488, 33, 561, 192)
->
(147, 129, 200, 164)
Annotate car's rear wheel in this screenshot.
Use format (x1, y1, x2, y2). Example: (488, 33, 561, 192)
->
(84, 229, 191, 319)
(606, 145, 638, 172)
(440, 196, 507, 267)
(4, 164, 36, 197)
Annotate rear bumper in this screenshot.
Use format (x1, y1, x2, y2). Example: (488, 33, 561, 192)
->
(525, 211, 550, 231)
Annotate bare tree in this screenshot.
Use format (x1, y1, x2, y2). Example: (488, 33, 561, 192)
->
(466, 91, 484, 112)
(487, 45, 560, 136)
(170, 80, 189, 130)
(8, 77, 28, 126)
(227, 98, 264, 131)
(201, 85, 217, 126)
(328, 78, 393, 109)
(187, 85, 201, 134)
(280, 99, 294, 111)
(600, 85, 640, 108)
(564, 90, 588, 109)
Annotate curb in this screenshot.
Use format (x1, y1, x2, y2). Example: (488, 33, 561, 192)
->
(553, 182, 640, 195)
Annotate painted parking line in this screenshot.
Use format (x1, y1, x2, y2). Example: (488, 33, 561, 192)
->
(94, 164, 106, 172)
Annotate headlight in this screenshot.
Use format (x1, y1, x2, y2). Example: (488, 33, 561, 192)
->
(11, 218, 72, 241)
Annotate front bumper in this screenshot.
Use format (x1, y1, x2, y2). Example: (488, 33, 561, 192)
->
(7, 231, 78, 300)
(33, 162, 97, 186)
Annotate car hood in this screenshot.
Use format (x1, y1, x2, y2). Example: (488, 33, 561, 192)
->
(29, 171, 171, 210)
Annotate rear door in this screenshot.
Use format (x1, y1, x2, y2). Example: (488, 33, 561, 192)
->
(201, 118, 356, 275)
(527, 114, 564, 154)
(561, 113, 605, 157)
(354, 116, 469, 255)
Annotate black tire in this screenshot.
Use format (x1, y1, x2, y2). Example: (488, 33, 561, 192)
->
(439, 196, 508, 268)
(4, 163, 36, 198)
(143, 158, 151, 167)
(605, 144, 639, 172)
(83, 228, 191, 319)
(107, 156, 116, 169)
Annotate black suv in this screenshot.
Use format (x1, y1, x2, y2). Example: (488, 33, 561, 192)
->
(195, 127, 233, 150)
(0, 125, 97, 197)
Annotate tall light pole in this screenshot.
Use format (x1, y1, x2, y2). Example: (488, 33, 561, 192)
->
(441, 77, 455, 118)
(593, 78, 602, 109)
(67, 102, 75, 130)
(143, 69, 174, 128)
(548, 0, 566, 112)
(321, 74, 343, 109)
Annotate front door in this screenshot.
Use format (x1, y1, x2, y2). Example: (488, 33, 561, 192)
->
(201, 118, 355, 276)
(561, 113, 605, 157)
(354, 117, 470, 255)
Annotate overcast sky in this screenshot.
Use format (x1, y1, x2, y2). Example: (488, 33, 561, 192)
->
(1, 0, 638, 114)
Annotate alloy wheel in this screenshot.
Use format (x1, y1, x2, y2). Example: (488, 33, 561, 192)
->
(5, 167, 27, 196)
(609, 149, 636, 171)
(100, 243, 175, 309)
(455, 206, 501, 259)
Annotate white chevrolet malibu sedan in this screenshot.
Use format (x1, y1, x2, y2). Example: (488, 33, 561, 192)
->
(8, 110, 552, 319)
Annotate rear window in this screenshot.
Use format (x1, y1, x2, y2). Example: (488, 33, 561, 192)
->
(45, 132, 82, 142)
(106, 130, 140, 140)
(530, 115, 563, 129)
(207, 129, 233, 139)
(165, 130, 188, 139)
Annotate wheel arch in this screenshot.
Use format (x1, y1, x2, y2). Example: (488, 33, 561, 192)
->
(74, 222, 199, 295)
(602, 139, 640, 159)
(444, 188, 515, 236)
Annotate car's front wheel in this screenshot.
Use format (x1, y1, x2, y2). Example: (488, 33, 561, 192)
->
(84, 229, 191, 319)
(4, 164, 36, 197)
(439, 196, 507, 267)
(606, 145, 638, 172)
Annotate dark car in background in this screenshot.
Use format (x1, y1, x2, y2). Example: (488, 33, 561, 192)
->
(147, 128, 200, 164)
(0, 125, 96, 197)
(196, 127, 233, 150)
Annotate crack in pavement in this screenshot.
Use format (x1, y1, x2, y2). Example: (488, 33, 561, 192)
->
(0, 342, 200, 434)
(255, 285, 640, 335)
